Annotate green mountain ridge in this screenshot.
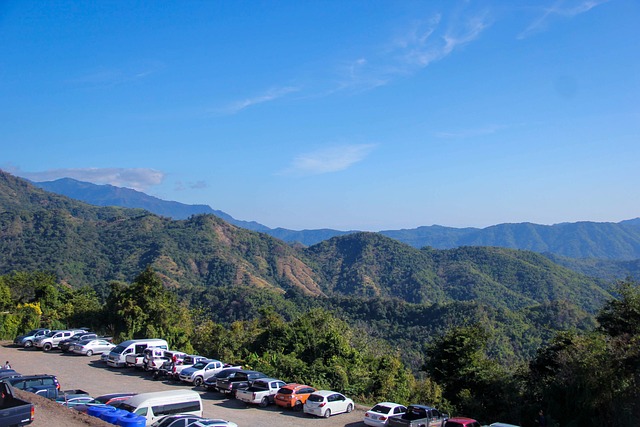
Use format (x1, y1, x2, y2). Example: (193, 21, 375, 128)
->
(1, 170, 610, 316)
(33, 176, 640, 260)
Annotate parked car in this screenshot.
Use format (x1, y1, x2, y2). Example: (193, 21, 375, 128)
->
(59, 332, 98, 352)
(170, 355, 208, 380)
(180, 360, 239, 387)
(364, 402, 407, 426)
(442, 417, 481, 427)
(190, 420, 238, 427)
(55, 390, 95, 408)
(150, 414, 205, 427)
(3, 374, 61, 399)
(236, 378, 286, 407)
(274, 383, 316, 410)
(0, 369, 22, 380)
(204, 368, 242, 392)
(0, 380, 34, 426)
(388, 405, 448, 427)
(303, 390, 354, 418)
(13, 328, 50, 348)
(34, 329, 86, 352)
(215, 369, 267, 397)
(71, 339, 116, 356)
(72, 392, 138, 413)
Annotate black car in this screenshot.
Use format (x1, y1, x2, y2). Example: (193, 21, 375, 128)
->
(204, 368, 242, 392)
(59, 332, 98, 352)
(0, 369, 21, 380)
(3, 374, 61, 399)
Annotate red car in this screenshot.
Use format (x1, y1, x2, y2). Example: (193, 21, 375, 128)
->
(443, 417, 481, 427)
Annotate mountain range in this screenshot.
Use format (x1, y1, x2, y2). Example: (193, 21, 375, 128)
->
(0, 169, 611, 316)
(34, 177, 640, 260)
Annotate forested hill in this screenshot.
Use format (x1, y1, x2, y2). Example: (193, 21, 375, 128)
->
(34, 176, 640, 259)
(2, 170, 609, 313)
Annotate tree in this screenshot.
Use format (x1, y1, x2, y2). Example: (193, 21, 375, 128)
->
(105, 266, 194, 351)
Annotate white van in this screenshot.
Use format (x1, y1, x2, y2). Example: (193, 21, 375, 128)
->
(106, 338, 168, 368)
(118, 389, 202, 425)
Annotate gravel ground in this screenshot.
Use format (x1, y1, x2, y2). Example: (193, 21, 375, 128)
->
(1, 342, 367, 427)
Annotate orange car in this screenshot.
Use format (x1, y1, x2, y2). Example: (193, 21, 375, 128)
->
(274, 383, 317, 410)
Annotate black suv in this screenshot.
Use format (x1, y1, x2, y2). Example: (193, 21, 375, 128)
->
(3, 374, 60, 399)
(59, 332, 98, 352)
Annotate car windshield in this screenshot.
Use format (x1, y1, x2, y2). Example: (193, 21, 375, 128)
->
(371, 404, 392, 414)
(78, 339, 92, 345)
(112, 345, 126, 354)
(44, 331, 57, 337)
(278, 388, 293, 395)
(307, 394, 324, 402)
(192, 361, 210, 369)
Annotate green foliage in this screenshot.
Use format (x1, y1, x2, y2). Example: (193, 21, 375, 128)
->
(105, 266, 194, 351)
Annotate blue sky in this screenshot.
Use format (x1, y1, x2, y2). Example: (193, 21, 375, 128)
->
(1, 0, 638, 231)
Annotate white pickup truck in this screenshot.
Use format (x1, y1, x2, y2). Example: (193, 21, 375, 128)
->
(236, 378, 287, 407)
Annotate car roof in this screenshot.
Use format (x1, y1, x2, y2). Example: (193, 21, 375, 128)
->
(372, 402, 405, 407)
(311, 390, 342, 397)
(279, 383, 313, 390)
(407, 404, 436, 410)
(448, 417, 478, 422)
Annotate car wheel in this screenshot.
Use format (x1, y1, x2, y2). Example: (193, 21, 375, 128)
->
(24, 340, 33, 348)
(194, 377, 203, 387)
(86, 350, 93, 356)
(323, 409, 331, 418)
(294, 400, 303, 411)
(260, 397, 269, 407)
(43, 343, 52, 352)
(346, 403, 353, 413)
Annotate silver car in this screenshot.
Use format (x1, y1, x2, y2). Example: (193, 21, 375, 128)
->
(71, 339, 115, 356)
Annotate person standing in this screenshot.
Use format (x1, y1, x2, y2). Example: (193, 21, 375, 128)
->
(537, 409, 547, 426)
(2, 361, 11, 369)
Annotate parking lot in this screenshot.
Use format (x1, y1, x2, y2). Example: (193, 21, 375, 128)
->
(1, 342, 366, 427)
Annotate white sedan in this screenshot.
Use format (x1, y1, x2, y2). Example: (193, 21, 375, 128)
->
(364, 402, 407, 426)
(303, 390, 354, 418)
(71, 339, 115, 356)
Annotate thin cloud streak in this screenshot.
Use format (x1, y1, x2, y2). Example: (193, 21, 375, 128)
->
(336, 10, 490, 92)
(70, 61, 165, 87)
(16, 167, 165, 191)
(518, 0, 610, 39)
(281, 144, 377, 175)
(220, 86, 299, 115)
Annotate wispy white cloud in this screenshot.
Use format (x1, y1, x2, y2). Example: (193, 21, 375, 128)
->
(335, 9, 490, 92)
(518, 0, 610, 39)
(220, 86, 300, 115)
(15, 167, 165, 191)
(281, 143, 377, 175)
(70, 61, 165, 87)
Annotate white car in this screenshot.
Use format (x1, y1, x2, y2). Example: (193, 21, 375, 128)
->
(364, 402, 407, 426)
(71, 339, 115, 356)
(191, 420, 238, 427)
(303, 390, 354, 418)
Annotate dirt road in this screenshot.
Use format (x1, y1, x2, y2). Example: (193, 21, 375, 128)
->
(1, 342, 366, 427)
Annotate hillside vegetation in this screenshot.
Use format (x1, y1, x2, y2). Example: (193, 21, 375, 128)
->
(35, 176, 640, 260)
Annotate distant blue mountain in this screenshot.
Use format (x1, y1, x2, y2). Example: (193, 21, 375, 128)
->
(34, 178, 640, 260)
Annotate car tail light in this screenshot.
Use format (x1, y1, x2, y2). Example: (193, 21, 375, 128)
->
(253, 393, 256, 400)
(319, 402, 326, 407)
(30, 405, 35, 421)
(380, 416, 388, 421)
(365, 413, 370, 418)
